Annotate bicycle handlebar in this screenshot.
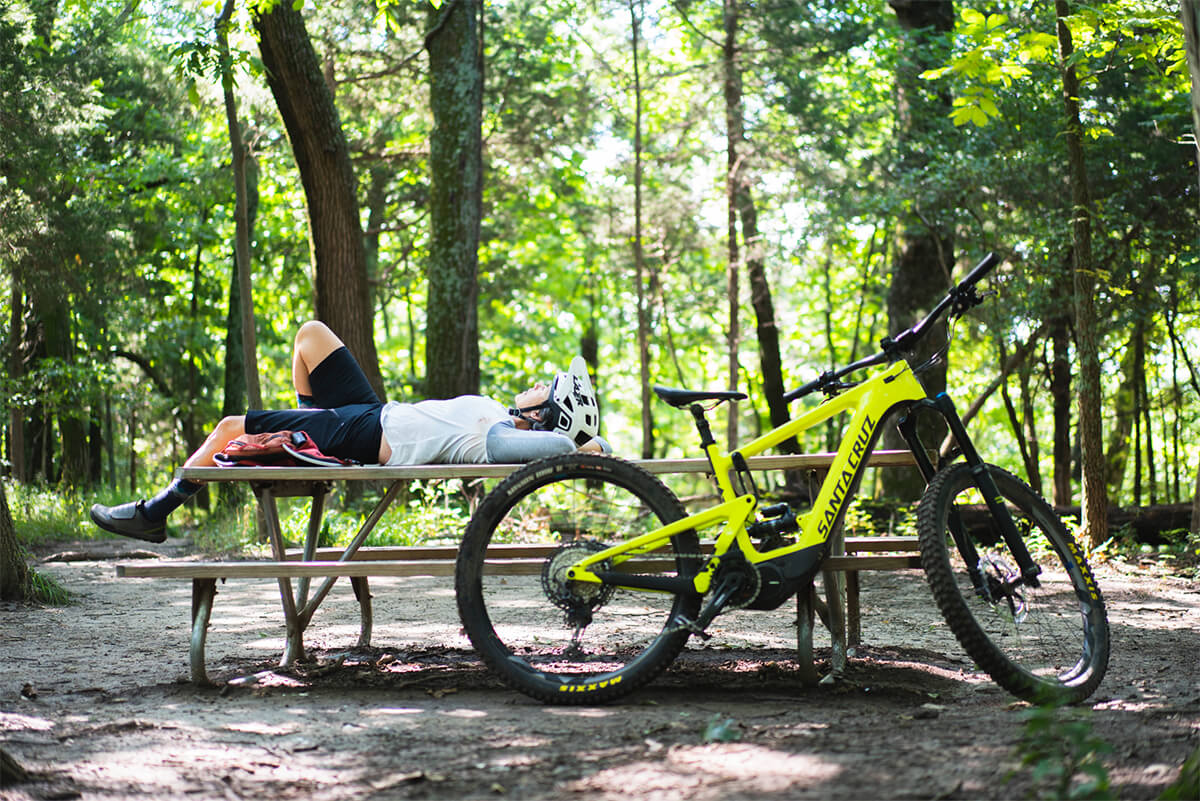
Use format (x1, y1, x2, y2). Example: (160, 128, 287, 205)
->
(784, 252, 1000, 403)
(960, 250, 1000, 288)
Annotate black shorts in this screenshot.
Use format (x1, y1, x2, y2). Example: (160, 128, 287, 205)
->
(245, 346, 384, 465)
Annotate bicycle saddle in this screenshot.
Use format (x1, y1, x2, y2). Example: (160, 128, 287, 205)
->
(653, 385, 748, 408)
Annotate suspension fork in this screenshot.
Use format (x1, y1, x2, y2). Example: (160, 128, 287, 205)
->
(898, 394, 1042, 589)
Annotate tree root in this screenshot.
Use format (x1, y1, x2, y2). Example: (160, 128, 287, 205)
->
(0, 746, 30, 787)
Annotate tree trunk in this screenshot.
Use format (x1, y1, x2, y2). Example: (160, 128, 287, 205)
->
(1141, 352, 1156, 505)
(1105, 331, 1137, 498)
(0, 482, 30, 602)
(219, 0, 262, 412)
(32, 287, 80, 486)
(1164, 301, 1200, 534)
(723, 0, 741, 450)
(630, 0, 653, 457)
(7, 287, 26, 482)
(883, 0, 955, 502)
(1181, 0, 1200, 193)
(725, 0, 791, 451)
(1048, 297, 1073, 506)
(253, 0, 383, 400)
(1056, 0, 1109, 548)
(424, 0, 483, 400)
(1017, 357, 1042, 496)
(999, 344, 1039, 494)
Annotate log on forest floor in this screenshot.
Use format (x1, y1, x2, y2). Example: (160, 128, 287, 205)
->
(843, 499, 1193, 545)
(1055, 503, 1194, 544)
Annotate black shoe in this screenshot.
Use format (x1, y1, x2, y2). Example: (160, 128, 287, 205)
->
(90, 501, 167, 543)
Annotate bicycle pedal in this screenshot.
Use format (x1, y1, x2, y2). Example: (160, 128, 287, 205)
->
(673, 616, 712, 640)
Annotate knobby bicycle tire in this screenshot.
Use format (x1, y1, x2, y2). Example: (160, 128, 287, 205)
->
(917, 463, 1110, 704)
(455, 453, 702, 704)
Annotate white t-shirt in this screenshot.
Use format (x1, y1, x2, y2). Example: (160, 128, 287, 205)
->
(380, 396, 510, 466)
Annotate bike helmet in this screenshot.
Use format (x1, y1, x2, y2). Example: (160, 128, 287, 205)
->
(510, 356, 600, 446)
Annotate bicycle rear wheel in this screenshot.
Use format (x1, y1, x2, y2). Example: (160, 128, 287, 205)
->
(917, 463, 1109, 704)
(455, 454, 702, 704)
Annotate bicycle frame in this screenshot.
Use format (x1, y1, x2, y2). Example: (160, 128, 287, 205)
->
(565, 359, 928, 596)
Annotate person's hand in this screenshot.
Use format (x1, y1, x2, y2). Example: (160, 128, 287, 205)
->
(579, 437, 611, 454)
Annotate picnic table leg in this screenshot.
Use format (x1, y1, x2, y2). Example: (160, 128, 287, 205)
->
(821, 521, 848, 683)
(189, 578, 218, 686)
(296, 487, 328, 611)
(846, 570, 862, 648)
(795, 587, 821, 686)
(253, 485, 305, 667)
(820, 566, 847, 683)
(351, 577, 373, 647)
(298, 480, 404, 628)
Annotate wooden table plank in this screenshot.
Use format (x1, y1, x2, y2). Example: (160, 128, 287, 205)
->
(177, 450, 920, 483)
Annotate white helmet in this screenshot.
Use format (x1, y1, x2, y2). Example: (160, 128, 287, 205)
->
(543, 356, 600, 445)
(511, 356, 600, 446)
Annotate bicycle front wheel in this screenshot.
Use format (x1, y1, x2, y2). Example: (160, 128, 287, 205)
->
(917, 463, 1109, 704)
(455, 454, 702, 704)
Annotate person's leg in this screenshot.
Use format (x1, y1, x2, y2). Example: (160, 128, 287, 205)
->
(183, 415, 247, 468)
(293, 321, 345, 406)
(90, 416, 247, 542)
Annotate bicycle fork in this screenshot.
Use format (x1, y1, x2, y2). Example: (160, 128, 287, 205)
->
(898, 393, 1042, 591)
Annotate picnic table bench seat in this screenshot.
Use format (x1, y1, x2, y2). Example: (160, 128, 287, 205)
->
(115, 452, 924, 686)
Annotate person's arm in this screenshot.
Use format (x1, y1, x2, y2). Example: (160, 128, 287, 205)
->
(485, 421, 611, 463)
(578, 436, 612, 454)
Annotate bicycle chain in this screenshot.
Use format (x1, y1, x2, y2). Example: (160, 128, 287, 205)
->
(653, 553, 762, 636)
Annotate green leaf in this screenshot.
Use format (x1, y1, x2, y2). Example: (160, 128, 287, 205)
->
(702, 715, 742, 743)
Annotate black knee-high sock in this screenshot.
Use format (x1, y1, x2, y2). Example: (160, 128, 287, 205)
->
(142, 478, 203, 522)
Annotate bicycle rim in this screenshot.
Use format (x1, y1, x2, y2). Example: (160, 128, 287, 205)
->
(917, 463, 1110, 704)
(455, 454, 702, 704)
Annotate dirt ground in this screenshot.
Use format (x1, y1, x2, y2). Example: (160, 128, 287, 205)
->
(1, 535, 1198, 801)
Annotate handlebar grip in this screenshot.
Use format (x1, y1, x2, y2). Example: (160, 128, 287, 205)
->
(784, 376, 823, 402)
(960, 251, 999, 288)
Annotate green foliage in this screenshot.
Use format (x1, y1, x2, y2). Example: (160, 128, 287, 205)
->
(0, 0, 1195, 518)
(702, 714, 742, 743)
(27, 569, 72, 606)
(1012, 702, 1114, 800)
(367, 483, 475, 547)
(8, 483, 100, 545)
(268, 483, 472, 550)
(1159, 744, 1200, 801)
(921, 9, 1056, 127)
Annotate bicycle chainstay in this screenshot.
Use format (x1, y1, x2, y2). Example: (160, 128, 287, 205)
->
(601, 549, 772, 638)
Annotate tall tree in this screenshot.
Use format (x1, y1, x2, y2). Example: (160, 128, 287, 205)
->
(0, 483, 30, 602)
(723, 0, 742, 450)
(1048, 271, 1074, 507)
(1183, 0, 1200, 194)
(883, 0, 955, 500)
(629, 0, 654, 457)
(1181, 0, 1200, 534)
(424, 0, 483, 399)
(217, 0, 262, 411)
(1055, 0, 1108, 547)
(252, 0, 384, 399)
(722, 0, 792, 451)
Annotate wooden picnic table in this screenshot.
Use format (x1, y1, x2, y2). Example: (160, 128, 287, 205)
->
(115, 452, 923, 685)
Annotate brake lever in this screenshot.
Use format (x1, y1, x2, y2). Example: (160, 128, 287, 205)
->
(822, 379, 859, 397)
(948, 285, 994, 319)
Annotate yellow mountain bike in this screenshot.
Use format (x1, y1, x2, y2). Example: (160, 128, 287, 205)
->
(455, 253, 1110, 705)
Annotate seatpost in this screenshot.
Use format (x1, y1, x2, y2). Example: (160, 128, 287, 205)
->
(691, 403, 725, 490)
(690, 403, 716, 448)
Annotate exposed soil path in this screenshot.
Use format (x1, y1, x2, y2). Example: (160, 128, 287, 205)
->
(1, 538, 1198, 800)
